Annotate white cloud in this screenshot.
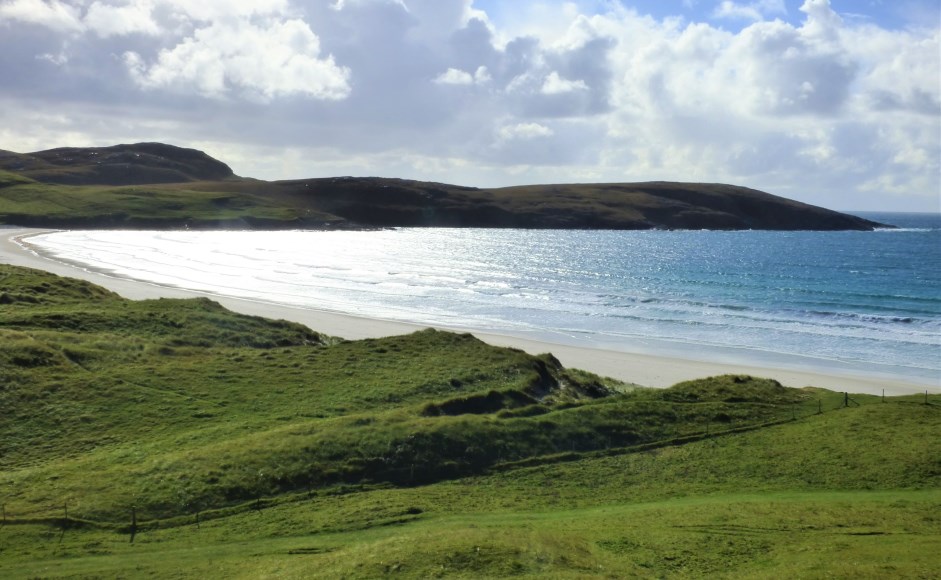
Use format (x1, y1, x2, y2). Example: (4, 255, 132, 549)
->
(0, 0, 293, 37)
(400, 0, 474, 41)
(850, 24, 940, 117)
(37, 50, 69, 66)
(798, 0, 842, 39)
(473, 65, 492, 83)
(713, 0, 787, 22)
(84, 1, 159, 38)
(434, 65, 492, 85)
(0, 0, 83, 33)
(541, 71, 588, 94)
(498, 122, 553, 141)
(125, 18, 351, 101)
(725, 19, 857, 115)
(435, 67, 474, 85)
(159, 0, 289, 22)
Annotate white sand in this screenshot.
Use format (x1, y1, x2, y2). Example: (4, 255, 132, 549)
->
(2, 226, 937, 396)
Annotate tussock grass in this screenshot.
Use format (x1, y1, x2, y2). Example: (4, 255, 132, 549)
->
(0, 264, 937, 578)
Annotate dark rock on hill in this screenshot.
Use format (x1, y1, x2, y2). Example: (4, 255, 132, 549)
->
(0, 142, 234, 185)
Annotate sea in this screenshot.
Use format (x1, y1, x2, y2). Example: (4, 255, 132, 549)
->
(25, 212, 941, 385)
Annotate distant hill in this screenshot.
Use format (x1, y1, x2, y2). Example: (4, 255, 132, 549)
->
(0, 142, 887, 230)
(0, 142, 234, 185)
(276, 176, 886, 230)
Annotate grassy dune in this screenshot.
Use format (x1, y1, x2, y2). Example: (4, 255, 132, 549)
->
(0, 264, 938, 578)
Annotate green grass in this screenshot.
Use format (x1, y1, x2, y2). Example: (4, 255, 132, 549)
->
(0, 264, 937, 578)
(0, 170, 34, 188)
(0, 174, 336, 227)
(0, 491, 935, 578)
(1, 264, 633, 521)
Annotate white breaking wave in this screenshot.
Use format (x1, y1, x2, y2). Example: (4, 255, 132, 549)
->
(25, 227, 941, 383)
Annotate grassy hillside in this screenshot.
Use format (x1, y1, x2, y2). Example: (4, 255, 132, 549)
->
(0, 142, 886, 230)
(278, 177, 885, 230)
(0, 264, 937, 578)
(0, 142, 234, 185)
(0, 170, 339, 228)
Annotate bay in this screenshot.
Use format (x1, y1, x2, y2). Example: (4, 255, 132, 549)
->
(27, 212, 941, 384)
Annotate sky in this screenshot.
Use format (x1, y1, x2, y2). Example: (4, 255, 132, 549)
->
(0, 0, 938, 212)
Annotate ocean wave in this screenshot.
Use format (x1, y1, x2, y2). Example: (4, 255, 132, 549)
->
(26, 228, 940, 381)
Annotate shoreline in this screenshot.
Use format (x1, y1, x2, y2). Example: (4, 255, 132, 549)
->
(2, 226, 937, 396)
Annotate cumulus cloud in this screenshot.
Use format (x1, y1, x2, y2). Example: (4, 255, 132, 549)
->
(84, 1, 159, 38)
(0, 0, 83, 33)
(159, 0, 289, 22)
(434, 66, 490, 86)
(498, 122, 553, 141)
(435, 67, 474, 85)
(713, 0, 787, 22)
(541, 71, 588, 95)
(1, 0, 349, 100)
(730, 19, 856, 115)
(124, 18, 351, 101)
(0, 0, 937, 211)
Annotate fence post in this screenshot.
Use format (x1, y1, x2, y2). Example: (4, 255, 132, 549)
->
(195, 510, 200, 530)
(882, 389, 885, 403)
(817, 399, 822, 415)
(129, 507, 137, 543)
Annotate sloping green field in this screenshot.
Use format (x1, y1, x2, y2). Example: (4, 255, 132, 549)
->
(0, 170, 328, 228)
(0, 264, 938, 578)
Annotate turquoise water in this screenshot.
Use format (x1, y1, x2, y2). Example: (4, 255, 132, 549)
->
(28, 212, 941, 384)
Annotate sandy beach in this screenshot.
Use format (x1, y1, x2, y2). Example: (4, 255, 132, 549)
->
(2, 226, 937, 396)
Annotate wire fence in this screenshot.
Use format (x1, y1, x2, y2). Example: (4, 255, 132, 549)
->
(1, 391, 937, 543)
